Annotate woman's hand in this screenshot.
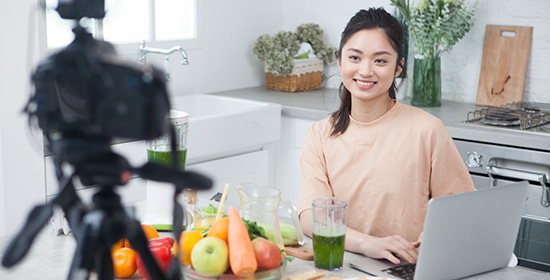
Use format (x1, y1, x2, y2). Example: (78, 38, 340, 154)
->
(361, 235, 419, 265)
(411, 232, 423, 249)
(300, 210, 418, 265)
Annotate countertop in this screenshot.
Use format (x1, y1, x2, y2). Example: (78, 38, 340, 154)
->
(209, 87, 550, 151)
(1, 229, 548, 279)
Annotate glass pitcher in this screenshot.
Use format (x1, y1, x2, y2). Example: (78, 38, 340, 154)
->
(236, 182, 304, 250)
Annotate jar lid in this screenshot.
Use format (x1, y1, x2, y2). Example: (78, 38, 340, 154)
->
(170, 110, 189, 125)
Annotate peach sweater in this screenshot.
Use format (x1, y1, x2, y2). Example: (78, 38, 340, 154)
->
(298, 101, 475, 242)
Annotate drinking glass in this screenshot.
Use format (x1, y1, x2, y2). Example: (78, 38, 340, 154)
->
(312, 197, 347, 271)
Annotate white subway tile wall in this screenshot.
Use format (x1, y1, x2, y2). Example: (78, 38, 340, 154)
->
(282, 0, 550, 103)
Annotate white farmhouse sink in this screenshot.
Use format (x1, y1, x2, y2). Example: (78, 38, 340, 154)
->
(170, 94, 281, 164)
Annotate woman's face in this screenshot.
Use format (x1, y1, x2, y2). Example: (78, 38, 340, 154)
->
(338, 28, 402, 104)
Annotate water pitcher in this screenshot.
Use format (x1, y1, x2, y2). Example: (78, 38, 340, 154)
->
(236, 182, 304, 250)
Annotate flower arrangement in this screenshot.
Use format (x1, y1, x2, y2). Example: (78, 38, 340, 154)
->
(253, 23, 336, 77)
(390, 0, 476, 58)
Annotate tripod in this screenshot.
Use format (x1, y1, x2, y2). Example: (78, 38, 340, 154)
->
(2, 138, 212, 280)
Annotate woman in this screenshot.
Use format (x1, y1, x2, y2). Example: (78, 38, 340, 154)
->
(297, 8, 475, 265)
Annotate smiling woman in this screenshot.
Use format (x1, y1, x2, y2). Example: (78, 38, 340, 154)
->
(42, 0, 197, 51)
(297, 7, 475, 266)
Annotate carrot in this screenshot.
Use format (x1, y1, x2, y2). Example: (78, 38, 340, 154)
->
(227, 206, 257, 275)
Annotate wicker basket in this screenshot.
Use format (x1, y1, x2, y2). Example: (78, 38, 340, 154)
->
(264, 58, 323, 92)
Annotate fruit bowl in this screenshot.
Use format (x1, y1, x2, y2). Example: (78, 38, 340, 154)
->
(182, 260, 286, 280)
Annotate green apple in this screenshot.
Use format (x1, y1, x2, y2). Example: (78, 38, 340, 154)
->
(191, 236, 229, 274)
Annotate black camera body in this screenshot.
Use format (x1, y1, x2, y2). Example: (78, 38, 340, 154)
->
(31, 27, 170, 141)
(56, 0, 105, 19)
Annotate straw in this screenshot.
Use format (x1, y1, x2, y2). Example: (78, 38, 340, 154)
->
(215, 183, 230, 222)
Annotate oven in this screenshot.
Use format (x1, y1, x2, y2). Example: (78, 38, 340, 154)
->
(452, 102, 550, 272)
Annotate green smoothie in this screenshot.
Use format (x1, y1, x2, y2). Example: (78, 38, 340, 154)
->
(147, 148, 187, 169)
(312, 232, 345, 270)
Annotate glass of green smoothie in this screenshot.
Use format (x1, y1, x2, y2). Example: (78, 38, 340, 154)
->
(312, 197, 347, 271)
(143, 110, 190, 231)
(146, 110, 189, 169)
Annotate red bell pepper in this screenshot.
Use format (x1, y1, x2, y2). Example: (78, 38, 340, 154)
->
(136, 237, 175, 280)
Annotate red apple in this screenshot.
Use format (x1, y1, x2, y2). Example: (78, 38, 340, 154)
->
(251, 237, 282, 270)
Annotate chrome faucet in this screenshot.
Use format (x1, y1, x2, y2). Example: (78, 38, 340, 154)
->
(138, 40, 189, 82)
(138, 40, 189, 65)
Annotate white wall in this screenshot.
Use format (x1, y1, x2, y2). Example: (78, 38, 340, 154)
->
(0, 118, 4, 236)
(281, 0, 550, 103)
(147, 0, 284, 97)
(0, 0, 45, 237)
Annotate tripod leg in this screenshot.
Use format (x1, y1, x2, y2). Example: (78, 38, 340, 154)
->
(95, 244, 115, 280)
(67, 221, 95, 280)
(126, 220, 168, 280)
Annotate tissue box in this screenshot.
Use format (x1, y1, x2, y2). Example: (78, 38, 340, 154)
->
(265, 58, 323, 92)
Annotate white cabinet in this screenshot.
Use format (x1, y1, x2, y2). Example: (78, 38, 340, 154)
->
(45, 140, 148, 209)
(274, 116, 315, 206)
(186, 149, 270, 209)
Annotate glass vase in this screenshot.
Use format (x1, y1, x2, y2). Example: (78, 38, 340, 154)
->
(411, 55, 441, 107)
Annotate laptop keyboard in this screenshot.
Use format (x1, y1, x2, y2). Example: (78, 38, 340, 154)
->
(381, 263, 416, 280)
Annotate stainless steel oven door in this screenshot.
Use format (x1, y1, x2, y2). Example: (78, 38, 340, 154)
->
(471, 174, 550, 272)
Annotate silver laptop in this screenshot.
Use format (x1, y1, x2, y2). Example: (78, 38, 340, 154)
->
(348, 181, 529, 280)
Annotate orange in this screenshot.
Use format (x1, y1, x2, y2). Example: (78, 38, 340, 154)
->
(141, 224, 160, 240)
(111, 239, 125, 253)
(111, 239, 131, 253)
(112, 247, 138, 278)
(206, 216, 229, 243)
(177, 231, 204, 266)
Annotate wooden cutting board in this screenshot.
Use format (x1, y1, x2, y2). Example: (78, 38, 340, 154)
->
(476, 24, 533, 106)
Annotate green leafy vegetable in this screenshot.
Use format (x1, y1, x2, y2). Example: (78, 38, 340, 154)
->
(201, 204, 218, 215)
(242, 218, 267, 240)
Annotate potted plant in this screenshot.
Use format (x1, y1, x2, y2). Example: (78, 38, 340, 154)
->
(253, 23, 336, 92)
(391, 0, 476, 106)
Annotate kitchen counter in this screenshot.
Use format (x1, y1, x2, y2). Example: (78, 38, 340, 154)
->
(0, 229, 548, 279)
(210, 87, 550, 151)
(285, 236, 549, 280)
(0, 228, 550, 280)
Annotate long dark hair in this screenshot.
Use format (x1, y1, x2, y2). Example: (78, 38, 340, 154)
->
(330, 7, 406, 136)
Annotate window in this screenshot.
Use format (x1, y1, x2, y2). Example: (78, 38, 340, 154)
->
(43, 0, 198, 53)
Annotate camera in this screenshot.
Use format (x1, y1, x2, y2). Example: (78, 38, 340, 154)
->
(56, 0, 105, 19)
(31, 28, 170, 141)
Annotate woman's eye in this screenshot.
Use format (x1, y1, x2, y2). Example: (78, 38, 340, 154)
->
(349, 56, 360, 61)
(374, 59, 387, 64)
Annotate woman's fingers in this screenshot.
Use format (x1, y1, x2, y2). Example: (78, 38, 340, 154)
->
(363, 235, 419, 264)
(384, 251, 401, 264)
(388, 235, 418, 264)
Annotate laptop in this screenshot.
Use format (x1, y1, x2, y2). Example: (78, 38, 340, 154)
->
(348, 181, 529, 280)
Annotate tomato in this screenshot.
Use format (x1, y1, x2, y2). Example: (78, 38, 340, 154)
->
(136, 237, 175, 280)
(112, 247, 138, 278)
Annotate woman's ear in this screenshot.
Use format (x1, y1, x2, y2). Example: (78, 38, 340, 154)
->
(395, 58, 405, 78)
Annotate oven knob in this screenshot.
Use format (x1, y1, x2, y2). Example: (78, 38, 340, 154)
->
(466, 151, 482, 168)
